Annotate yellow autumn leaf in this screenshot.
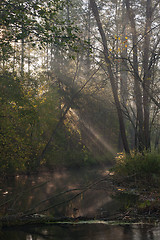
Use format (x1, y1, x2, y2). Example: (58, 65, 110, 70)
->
(81, 193, 83, 200)
(125, 45, 127, 48)
(125, 36, 128, 39)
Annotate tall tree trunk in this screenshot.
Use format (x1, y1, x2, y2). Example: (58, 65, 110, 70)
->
(28, 43, 31, 75)
(119, 0, 128, 151)
(87, 0, 91, 74)
(46, 42, 49, 80)
(21, 37, 24, 77)
(13, 41, 16, 73)
(120, 0, 128, 106)
(125, 0, 145, 152)
(50, 43, 54, 72)
(143, 0, 152, 150)
(90, 0, 130, 154)
(2, 47, 5, 71)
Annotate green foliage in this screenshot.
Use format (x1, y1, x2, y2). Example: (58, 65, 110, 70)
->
(138, 200, 151, 210)
(0, 0, 81, 51)
(114, 151, 160, 185)
(44, 123, 97, 168)
(0, 72, 23, 102)
(0, 70, 97, 175)
(0, 71, 39, 174)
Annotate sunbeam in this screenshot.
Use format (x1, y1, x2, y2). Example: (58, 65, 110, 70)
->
(69, 108, 116, 155)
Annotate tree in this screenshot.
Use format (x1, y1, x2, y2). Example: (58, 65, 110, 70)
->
(87, 0, 160, 153)
(90, 0, 130, 154)
(125, 0, 160, 150)
(0, 0, 81, 73)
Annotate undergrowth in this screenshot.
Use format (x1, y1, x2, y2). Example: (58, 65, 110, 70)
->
(113, 151, 160, 186)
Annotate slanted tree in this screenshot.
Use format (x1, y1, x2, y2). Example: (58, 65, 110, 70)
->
(90, 0, 130, 154)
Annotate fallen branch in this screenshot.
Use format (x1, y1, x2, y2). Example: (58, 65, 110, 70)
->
(0, 176, 111, 227)
(28, 176, 111, 216)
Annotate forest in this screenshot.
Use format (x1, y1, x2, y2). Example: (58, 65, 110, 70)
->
(0, 0, 159, 174)
(0, 0, 160, 231)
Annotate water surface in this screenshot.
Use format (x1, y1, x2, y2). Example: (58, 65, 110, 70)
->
(2, 223, 160, 240)
(0, 167, 117, 218)
(1, 167, 160, 240)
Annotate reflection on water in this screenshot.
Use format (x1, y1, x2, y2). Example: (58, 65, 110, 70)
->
(1, 167, 160, 239)
(0, 167, 117, 218)
(2, 223, 160, 240)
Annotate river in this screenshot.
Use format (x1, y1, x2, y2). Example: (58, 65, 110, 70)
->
(1, 167, 160, 239)
(2, 222, 160, 240)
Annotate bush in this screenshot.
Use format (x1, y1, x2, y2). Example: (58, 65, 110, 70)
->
(113, 151, 160, 185)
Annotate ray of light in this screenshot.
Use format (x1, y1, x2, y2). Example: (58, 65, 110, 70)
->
(69, 108, 116, 155)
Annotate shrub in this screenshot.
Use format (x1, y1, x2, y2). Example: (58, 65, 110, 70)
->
(113, 151, 160, 185)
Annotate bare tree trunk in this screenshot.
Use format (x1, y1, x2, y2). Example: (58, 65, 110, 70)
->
(28, 43, 31, 75)
(50, 43, 54, 72)
(143, 0, 152, 150)
(115, 0, 119, 91)
(125, 0, 145, 152)
(119, 0, 128, 151)
(21, 37, 24, 77)
(13, 41, 16, 73)
(90, 0, 130, 154)
(2, 47, 5, 70)
(87, 0, 91, 74)
(47, 42, 49, 80)
(120, 0, 128, 106)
